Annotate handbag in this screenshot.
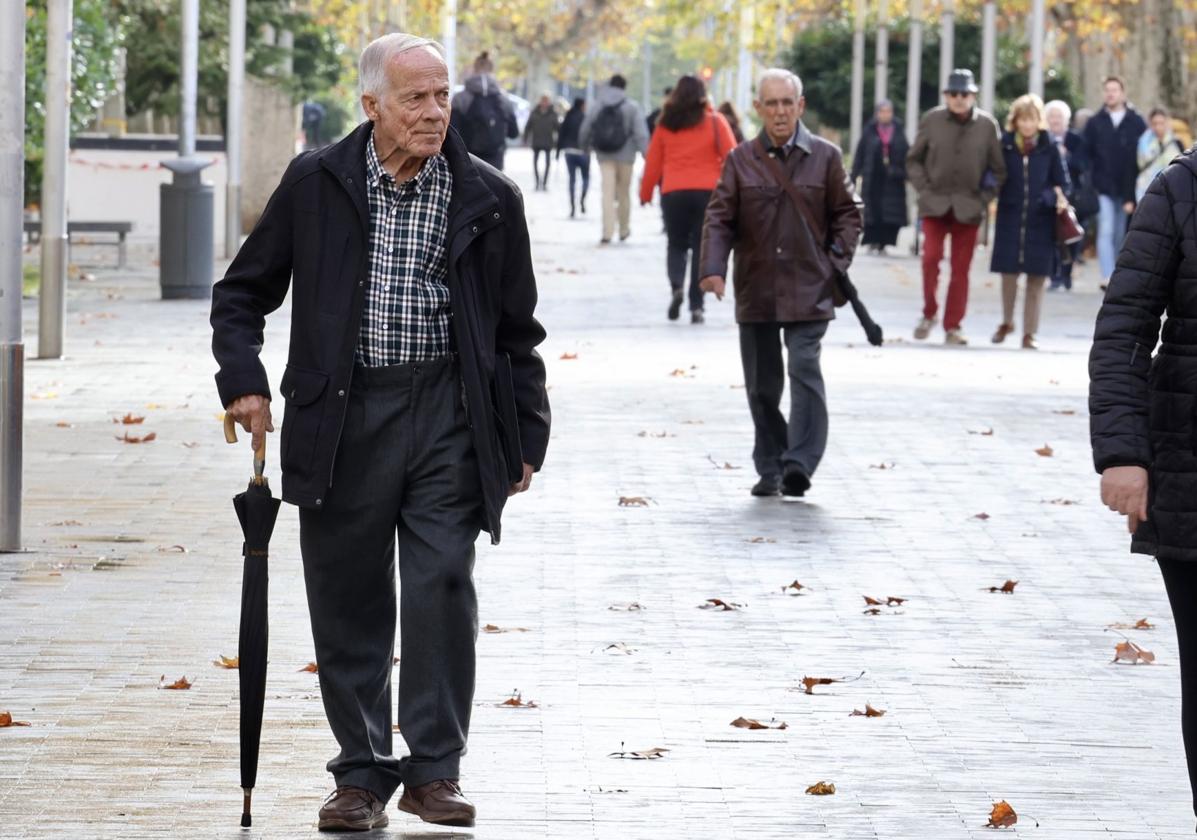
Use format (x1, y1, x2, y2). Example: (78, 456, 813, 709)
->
(1056, 203, 1085, 246)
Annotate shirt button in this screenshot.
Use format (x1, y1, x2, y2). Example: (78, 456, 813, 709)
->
(472, 225, 479, 233)
(337, 389, 345, 397)
(382, 323, 388, 330)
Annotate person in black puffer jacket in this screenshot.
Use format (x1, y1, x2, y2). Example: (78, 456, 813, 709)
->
(1090, 146, 1197, 827)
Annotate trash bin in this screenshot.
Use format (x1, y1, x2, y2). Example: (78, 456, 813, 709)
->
(159, 156, 214, 300)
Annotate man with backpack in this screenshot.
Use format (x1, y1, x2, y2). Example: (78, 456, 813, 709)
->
(450, 51, 519, 170)
(579, 74, 649, 244)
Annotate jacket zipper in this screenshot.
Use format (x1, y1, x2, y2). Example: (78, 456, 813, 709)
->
(1018, 153, 1029, 265)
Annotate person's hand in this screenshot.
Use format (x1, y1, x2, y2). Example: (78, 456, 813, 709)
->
(1055, 187, 1069, 213)
(509, 463, 534, 496)
(226, 394, 274, 453)
(1101, 465, 1149, 534)
(1123, 200, 1135, 214)
(699, 275, 726, 300)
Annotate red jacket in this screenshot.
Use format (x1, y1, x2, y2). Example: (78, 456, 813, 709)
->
(640, 109, 737, 203)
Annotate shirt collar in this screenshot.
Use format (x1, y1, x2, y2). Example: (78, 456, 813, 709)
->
(765, 122, 812, 158)
(365, 127, 441, 194)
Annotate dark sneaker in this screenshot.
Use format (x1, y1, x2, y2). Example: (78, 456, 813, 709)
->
(668, 289, 684, 321)
(781, 465, 811, 497)
(318, 786, 389, 832)
(620, 231, 631, 242)
(398, 779, 476, 828)
(751, 475, 782, 497)
(691, 310, 705, 324)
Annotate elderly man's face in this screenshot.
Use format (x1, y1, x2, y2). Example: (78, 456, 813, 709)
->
(754, 77, 804, 146)
(1046, 108, 1068, 135)
(944, 90, 975, 115)
(361, 46, 451, 163)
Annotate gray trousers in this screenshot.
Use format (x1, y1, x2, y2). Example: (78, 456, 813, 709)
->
(739, 320, 830, 479)
(298, 355, 483, 802)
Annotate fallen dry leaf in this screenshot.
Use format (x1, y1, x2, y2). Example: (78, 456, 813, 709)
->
(989, 580, 1018, 594)
(608, 602, 644, 611)
(113, 413, 146, 425)
(986, 800, 1017, 828)
(968, 427, 995, 436)
(0, 711, 32, 727)
(482, 624, 530, 633)
(159, 675, 192, 690)
(618, 496, 652, 507)
(974, 512, 991, 521)
(559, 352, 578, 360)
(698, 598, 744, 611)
(156, 545, 187, 553)
(798, 671, 865, 695)
(1108, 618, 1154, 630)
(1052, 409, 1077, 416)
(600, 642, 636, 655)
(1112, 640, 1155, 664)
(54, 421, 73, 428)
(748, 536, 776, 544)
(30, 391, 58, 401)
(1045, 498, 1078, 506)
(608, 745, 669, 760)
(781, 580, 808, 595)
(298, 662, 319, 673)
(498, 691, 538, 708)
(869, 462, 895, 470)
(850, 703, 886, 717)
(886, 596, 906, 606)
(864, 607, 883, 615)
(805, 781, 836, 795)
(213, 655, 239, 669)
(863, 595, 884, 606)
(1035, 444, 1054, 457)
(730, 716, 788, 730)
(116, 432, 157, 444)
(669, 368, 689, 377)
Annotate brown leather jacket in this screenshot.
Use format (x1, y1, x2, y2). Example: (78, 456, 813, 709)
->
(700, 124, 863, 324)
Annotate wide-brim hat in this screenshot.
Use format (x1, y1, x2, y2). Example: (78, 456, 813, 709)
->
(944, 68, 978, 94)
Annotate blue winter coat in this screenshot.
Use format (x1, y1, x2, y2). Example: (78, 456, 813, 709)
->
(990, 131, 1070, 277)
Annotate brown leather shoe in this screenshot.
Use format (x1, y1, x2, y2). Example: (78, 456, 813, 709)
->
(398, 779, 476, 827)
(318, 786, 389, 832)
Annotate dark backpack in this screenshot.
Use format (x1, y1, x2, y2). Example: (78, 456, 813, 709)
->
(466, 92, 510, 154)
(591, 103, 629, 153)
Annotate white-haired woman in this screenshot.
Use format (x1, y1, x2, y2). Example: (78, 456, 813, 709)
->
(1044, 99, 1092, 291)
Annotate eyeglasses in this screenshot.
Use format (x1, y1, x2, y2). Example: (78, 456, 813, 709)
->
(945, 91, 971, 99)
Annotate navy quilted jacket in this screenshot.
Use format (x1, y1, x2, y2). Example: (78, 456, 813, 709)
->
(1089, 149, 1197, 559)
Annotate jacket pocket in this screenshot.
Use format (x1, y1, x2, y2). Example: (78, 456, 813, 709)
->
(279, 365, 329, 477)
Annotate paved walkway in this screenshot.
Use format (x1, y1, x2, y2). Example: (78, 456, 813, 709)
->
(1, 147, 1193, 838)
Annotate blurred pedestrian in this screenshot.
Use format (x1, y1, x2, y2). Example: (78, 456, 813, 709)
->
(524, 94, 560, 191)
(647, 87, 672, 136)
(639, 75, 737, 324)
(850, 99, 909, 255)
(989, 94, 1069, 351)
(1082, 76, 1147, 286)
(717, 101, 746, 144)
(1137, 106, 1185, 202)
(1045, 99, 1092, 291)
(211, 33, 550, 831)
(557, 97, 590, 218)
(699, 69, 862, 498)
(579, 74, 649, 244)
(1090, 146, 1197, 831)
(449, 51, 519, 170)
(906, 68, 1005, 346)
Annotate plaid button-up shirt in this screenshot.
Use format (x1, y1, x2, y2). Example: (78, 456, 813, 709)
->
(356, 133, 454, 367)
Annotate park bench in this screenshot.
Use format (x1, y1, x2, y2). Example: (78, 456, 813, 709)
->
(23, 220, 133, 269)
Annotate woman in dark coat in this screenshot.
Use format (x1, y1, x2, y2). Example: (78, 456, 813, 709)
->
(556, 98, 590, 218)
(850, 100, 909, 254)
(1090, 146, 1197, 829)
(1045, 99, 1091, 291)
(989, 94, 1069, 350)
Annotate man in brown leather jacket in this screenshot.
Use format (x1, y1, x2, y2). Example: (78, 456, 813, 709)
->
(699, 68, 862, 498)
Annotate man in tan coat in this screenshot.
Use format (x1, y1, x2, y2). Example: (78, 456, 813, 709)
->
(699, 69, 862, 499)
(906, 68, 1005, 345)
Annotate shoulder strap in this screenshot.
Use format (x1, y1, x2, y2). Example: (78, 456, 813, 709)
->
(753, 137, 823, 241)
(712, 114, 722, 157)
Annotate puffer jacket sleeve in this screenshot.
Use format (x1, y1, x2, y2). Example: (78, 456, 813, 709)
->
(1089, 162, 1187, 473)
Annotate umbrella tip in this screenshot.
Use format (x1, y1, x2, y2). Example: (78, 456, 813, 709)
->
(241, 812, 252, 828)
(241, 789, 252, 827)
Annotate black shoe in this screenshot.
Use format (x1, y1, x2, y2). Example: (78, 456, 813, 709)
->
(599, 238, 611, 245)
(668, 289, 683, 321)
(620, 232, 631, 242)
(580, 196, 587, 214)
(781, 465, 811, 497)
(690, 310, 704, 324)
(751, 475, 782, 497)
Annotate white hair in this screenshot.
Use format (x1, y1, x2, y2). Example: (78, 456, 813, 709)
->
(359, 33, 446, 96)
(756, 68, 803, 100)
(1044, 99, 1072, 124)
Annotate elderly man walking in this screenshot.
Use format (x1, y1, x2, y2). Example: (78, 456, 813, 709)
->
(907, 68, 1005, 345)
(699, 69, 862, 498)
(211, 34, 550, 831)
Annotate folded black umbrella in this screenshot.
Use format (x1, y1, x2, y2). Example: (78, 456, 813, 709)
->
(835, 271, 884, 347)
(224, 416, 281, 828)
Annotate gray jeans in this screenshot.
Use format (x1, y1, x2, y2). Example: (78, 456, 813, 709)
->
(739, 320, 829, 479)
(298, 355, 483, 801)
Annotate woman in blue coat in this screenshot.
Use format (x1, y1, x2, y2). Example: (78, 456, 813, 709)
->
(990, 94, 1070, 349)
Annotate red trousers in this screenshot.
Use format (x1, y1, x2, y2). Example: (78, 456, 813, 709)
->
(921, 213, 980, 331)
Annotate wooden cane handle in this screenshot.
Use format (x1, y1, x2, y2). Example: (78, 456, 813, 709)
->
(222, 412, 267, 464)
